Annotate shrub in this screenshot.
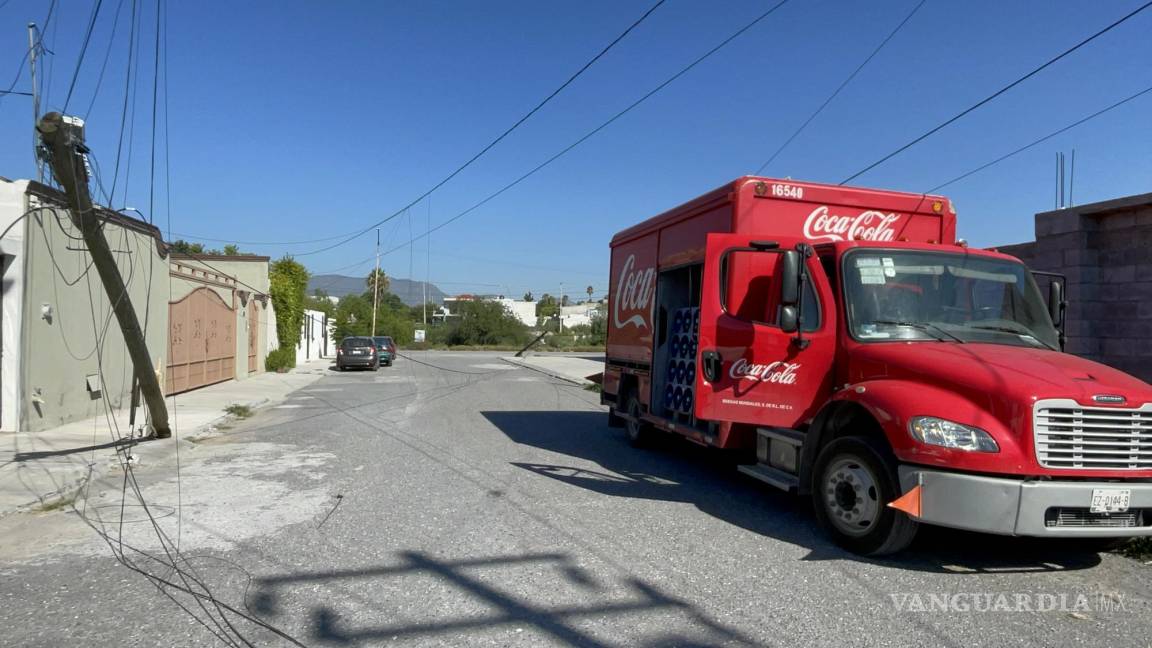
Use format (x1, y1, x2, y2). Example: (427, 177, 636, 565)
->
(266, 347, 295, 372)
(269, 256, 310, 350)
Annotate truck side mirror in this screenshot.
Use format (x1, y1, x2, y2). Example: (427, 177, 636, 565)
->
(780, 250, 800, 306)
(780, 305, 799, 333)
(1048, 279, 1066, 329)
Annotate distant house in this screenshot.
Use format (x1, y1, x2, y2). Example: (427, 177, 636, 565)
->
(443, 294, 537, 327)
(559, 304, 600, 328)
(496, 298, 537, 327)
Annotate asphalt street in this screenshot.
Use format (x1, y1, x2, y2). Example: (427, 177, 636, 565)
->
(1, 351, 1149, 647)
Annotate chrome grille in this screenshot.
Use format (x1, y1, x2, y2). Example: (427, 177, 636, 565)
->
(1034, 400, 1152, 470)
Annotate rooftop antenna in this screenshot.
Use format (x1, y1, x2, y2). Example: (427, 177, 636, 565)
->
(1068, 148, 1076, 207)
(1059, 152, 1065, 208)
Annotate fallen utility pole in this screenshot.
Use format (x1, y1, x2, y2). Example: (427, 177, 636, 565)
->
(37, 112, 171, 438)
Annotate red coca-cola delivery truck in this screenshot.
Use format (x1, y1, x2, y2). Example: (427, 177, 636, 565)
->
(602, 176, 1152, 555)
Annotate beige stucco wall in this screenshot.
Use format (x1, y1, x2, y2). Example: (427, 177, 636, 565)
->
(19, 190, 169, 433)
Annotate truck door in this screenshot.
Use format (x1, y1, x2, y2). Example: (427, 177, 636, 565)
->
(694, 233, 836, 428)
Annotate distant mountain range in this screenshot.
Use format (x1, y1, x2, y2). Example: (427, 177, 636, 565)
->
(309, 275, 447, 306)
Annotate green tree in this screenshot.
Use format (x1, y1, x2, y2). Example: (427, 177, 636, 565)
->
(523, 291, 535, 302)
(169, 239, 205, 254)
(366, 268, 390, 297)
(332, 293, 416, 344)
(408, 301, 439, 322)
(332, 294, 371, 340)
(221, 243, 253, 256)
(444, 300, 529, 346)
(536, 294, 558, 319)
(269, 256, 310, 358)
(586, 285, 593, 302)
(304, 289, 335, 316)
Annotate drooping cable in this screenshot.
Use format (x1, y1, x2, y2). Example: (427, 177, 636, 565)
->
(840, 0, 1152, 184)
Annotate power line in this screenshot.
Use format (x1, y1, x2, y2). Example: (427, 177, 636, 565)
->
(375, 0, 793, 262)
(755, 0, 926, 175)
(147, 0, 162, 224)
(839, 0, 1152, 184)
(84, 0, 129, 119)
(926, 84, 1152, 193)
(178, 0, 667, 252)
(62, 0, 105, 111)
(109, 0, 140, 204)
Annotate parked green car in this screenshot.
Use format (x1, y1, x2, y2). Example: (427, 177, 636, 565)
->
(373, 336, 396, 367)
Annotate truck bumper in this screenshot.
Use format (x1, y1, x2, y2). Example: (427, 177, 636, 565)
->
(898, 466, 1152, 537)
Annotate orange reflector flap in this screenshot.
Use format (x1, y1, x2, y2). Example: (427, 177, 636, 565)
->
(887, 485, 922, 517)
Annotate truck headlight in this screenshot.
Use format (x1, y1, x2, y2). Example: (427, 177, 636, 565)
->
(909, 416, 999, 452)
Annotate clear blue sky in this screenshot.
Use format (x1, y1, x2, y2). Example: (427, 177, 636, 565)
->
(2, 0, 1149, 300)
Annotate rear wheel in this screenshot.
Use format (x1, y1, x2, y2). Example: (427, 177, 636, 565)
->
(812, 436, 918, 556)
(621, 389, 655, 447)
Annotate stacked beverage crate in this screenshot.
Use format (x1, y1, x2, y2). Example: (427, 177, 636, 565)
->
(663, 307, 700, 417)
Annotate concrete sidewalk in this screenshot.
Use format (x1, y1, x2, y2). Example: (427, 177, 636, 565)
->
(501, 353, 605, 386)
(0, 357, 331, 519)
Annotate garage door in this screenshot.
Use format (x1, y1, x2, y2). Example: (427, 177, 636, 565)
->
(167, 287, 236, 394)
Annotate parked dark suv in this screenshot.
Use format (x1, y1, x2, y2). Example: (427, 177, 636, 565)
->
(336, 336, 377, 371)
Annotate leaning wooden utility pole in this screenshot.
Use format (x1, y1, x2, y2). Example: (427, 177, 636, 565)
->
(37, 112, 171, 438)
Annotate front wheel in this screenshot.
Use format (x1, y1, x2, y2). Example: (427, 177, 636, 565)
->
(811, 436, 918, 556)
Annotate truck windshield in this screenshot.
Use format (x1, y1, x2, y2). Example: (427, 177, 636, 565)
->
(843, 250, 1060, 350)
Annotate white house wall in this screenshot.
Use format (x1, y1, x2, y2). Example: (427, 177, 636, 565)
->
(0, 180, 28, 431)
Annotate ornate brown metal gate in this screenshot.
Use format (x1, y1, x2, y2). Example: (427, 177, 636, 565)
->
(167, 287, 236, 394)
(248, 299, 258, 373)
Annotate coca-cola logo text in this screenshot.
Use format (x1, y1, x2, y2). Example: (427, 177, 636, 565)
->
(729, 358, 801, 384)
(803, 206, 901, 242)
(613, 254, 656, 329)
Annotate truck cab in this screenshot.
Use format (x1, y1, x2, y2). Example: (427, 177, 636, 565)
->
(604, 177, 1152, 555)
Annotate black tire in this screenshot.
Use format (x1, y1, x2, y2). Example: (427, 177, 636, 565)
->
(811, 436, 919, 556)
(620, 389, 656, 447)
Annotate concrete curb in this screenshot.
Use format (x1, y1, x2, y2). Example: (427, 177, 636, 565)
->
(500, 356, 594, 386)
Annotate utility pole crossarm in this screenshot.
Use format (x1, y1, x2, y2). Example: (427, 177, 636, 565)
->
(36, 112, 171, 438)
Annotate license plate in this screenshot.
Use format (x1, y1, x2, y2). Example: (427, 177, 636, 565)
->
(351, 350, 363, 355)
(1090, 488, 1130, 514)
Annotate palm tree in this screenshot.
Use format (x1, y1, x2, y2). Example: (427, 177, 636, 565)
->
(586, 285, 594, 303)
(366, 268, 390, 295)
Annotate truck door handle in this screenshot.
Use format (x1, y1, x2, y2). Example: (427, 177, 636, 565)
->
(701, 351, 722, 383)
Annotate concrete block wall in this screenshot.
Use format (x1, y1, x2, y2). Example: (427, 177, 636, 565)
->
(997, 194, 1152, 383)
